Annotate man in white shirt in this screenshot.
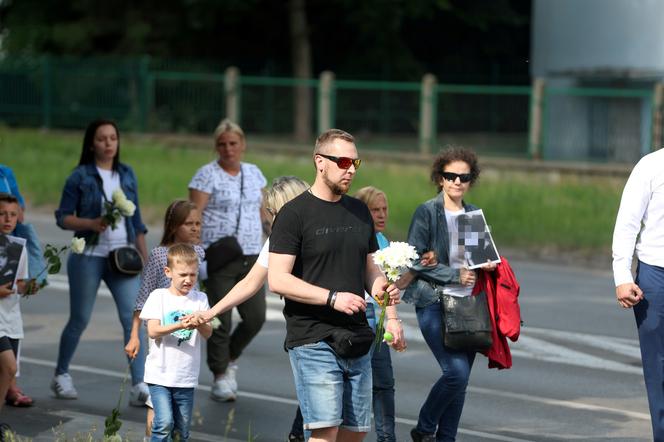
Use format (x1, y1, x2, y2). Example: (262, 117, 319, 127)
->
(612, 148, 664, 441)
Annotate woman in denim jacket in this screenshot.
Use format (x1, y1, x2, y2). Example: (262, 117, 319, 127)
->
(52, 119, 150, 406)
(401, 147, 495, 442)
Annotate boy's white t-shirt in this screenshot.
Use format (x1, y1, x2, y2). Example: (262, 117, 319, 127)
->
(0, 235, 28, 339)
(140, 288, 210, 388)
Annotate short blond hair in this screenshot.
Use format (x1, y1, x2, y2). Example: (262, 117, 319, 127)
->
(314, 129, 354, 155)
(264, 176, 310, 214)
(166, 243, 199, 268)
(214, 118, 245, 143)
(354, 186, 387, 207)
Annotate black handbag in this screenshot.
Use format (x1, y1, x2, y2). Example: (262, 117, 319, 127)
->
(441, 291, 493, 351)
(326, 325, 375, 359)
(205, 236, 243, 274)
(109, 246, 144, 276)
(205, 165, 245, 275)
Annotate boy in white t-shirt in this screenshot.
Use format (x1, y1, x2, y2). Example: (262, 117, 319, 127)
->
(0, 193, 31, 437)
(140, 244, 211, 441)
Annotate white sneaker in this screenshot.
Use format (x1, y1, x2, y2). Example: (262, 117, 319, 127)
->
(211, 375, 236, 402)
(226, 361, 239, 393)
(129, 382, 150, 407)
(51, 373, 78, 399)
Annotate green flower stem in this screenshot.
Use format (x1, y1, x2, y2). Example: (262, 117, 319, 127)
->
(373, 281, 393, 351)
(104, 360, 132, 437)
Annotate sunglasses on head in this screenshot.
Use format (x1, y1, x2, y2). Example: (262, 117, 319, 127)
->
(442, 172, 472, 183)
(318, 153, 362, 170)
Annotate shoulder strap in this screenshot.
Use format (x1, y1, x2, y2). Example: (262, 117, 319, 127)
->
(234, 165, 244, 236)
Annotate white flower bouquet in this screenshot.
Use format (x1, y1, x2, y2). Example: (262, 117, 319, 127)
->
(106, 189, 136, 228)
(372, 241, 419, 348)
(90, 189, 136, 246)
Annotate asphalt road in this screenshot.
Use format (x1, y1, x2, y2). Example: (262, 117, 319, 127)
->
(2, 214, 651, 441)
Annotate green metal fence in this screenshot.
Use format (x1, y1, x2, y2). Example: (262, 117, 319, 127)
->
(541, 86, 654, 163)
(1, 55, 662, 162)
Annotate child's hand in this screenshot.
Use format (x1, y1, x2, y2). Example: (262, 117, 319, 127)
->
(183, 312, 207, 326)
(180, 317, 197, 330)
(124, 336, 140, 359)
(0, 282, 13, 298)
(17, 279, 41, 296)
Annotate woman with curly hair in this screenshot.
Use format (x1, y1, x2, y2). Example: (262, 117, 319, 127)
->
(401, 147, 496, 442)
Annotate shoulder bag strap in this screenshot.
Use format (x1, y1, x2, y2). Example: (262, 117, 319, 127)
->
(233, 165, 244, 237)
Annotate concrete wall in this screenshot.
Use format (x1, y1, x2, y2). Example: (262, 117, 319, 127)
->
(532, 0, 664, 78)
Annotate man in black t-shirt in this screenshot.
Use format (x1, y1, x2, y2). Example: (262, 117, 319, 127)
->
(268, 129, 403, 442)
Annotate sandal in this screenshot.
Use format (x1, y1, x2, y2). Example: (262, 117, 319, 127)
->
(5, 387, 34, 407)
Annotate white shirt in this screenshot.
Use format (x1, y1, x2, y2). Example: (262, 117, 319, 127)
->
(86, 168, 128, 257)
(257, 238, 269, 269)
(188, 161, 266, 253)
(140, 288, 210, 388)
(612, 149, 664, 286)
(0, 235, 28, 338)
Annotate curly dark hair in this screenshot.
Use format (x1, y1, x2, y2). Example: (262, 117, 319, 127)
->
(430, 146, 480, 192)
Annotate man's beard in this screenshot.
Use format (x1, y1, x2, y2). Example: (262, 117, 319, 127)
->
(322, 170, 351, 195)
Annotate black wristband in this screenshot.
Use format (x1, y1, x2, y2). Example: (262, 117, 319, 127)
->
(327, 289, 336, 307)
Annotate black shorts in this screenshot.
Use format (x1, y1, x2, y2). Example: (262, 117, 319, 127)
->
(0, 336, 19, 356)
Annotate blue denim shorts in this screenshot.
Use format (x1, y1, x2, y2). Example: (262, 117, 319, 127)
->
(288, 340, 372, 432)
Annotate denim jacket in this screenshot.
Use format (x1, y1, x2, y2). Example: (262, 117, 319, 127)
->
(402, 192, 478, 307)
(55, 163, 148, 244)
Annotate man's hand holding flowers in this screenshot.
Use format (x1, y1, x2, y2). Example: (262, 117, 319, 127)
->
(370, 281, 404, 350)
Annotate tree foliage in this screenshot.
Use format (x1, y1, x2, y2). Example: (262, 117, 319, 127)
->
(0, 0, 530, 83)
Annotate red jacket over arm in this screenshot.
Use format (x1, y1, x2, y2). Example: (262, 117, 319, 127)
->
(476, 256, 521, 369)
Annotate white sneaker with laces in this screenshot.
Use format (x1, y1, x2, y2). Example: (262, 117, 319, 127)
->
(226, 361, 239, 393)
(51, 373, 78, 399)
(129, 382, 150, 407)
(211, 375, 236, 402)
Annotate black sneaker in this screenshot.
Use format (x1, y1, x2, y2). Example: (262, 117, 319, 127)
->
(410, 427, 436, 442)
(288, 433, 305, 442)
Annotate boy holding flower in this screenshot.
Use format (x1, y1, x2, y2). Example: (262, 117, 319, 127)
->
(0, 193, 31, 436)
(140, 244, 211, 441)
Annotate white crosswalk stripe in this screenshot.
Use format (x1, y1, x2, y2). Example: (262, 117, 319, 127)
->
(46, 274, 642, 375)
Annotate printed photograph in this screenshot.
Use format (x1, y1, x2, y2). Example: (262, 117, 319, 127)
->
(0, 234, 26, 287)
(457, 209, 501, 270)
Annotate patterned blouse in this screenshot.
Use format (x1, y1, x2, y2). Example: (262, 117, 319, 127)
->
(134, 244, 206, 311)
(188, 161, 266, 254)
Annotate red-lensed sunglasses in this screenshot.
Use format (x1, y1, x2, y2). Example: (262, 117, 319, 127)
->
(318, 153, 362, 170)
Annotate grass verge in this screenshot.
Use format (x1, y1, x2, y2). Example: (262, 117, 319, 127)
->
(1, 127, 626, 260)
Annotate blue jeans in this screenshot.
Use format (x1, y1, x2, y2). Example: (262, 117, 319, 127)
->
(288, 341, 372, 433)
(148, 384, 194, 441)
(55, 253, 146, 384)
(366, 304, 396, 442)
(634, 261, 664, 441)
(415, 302, 475, 442)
